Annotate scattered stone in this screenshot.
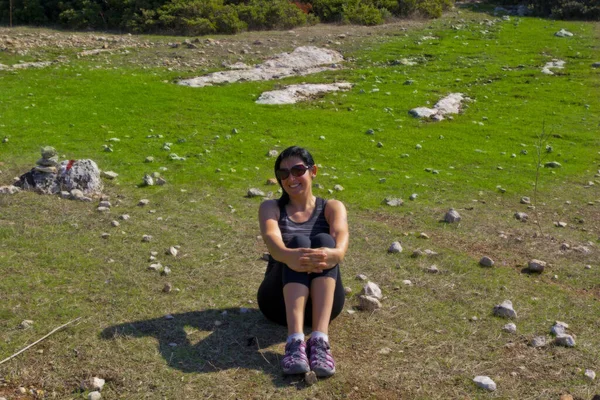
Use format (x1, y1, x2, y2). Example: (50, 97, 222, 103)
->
(101, 171, 118, 180)
(166, 246, 178, 257)
(88, 392, 101, 400)
(409, 193, 418, 201)
(554, 221, 567, 228)
(514, 212, 528, 221)
(402, 280, 412, 286)
(418, 232, 430, 239)
(96, 206, 110, 212)
(383, 197, 403, 207)
(356, 274, 368, 281)
(426, 265, 439, 274)
(267, 150, 279, 157)
(156, 177, 167, 185)
(423, 249, 438, 256)
(544, 161, 562, 168)
(388, 241, 402, 253)
(164, 314, 174, 320)
(411, 249, 424, 258)
(143, 174, 154, 186)
(473, 376, 496, 391)
(361, 282, 382, 300)
(161, 266, 171, 276)
(555, 29, 573, 37)
(305, 371, 318, 385)
(266, 178, 278, 185)
(138, 199, 150, 206)
(110, 220, 120, 227)
(120, 214, 130, 220)
(444, 208, 461, 223)
(358, 295, 382, 311)
(142, 235, 153, 242)
(163, 283, 173, 293)
(528, 259, 546, 273)
(409, 93, 468, 121)
(585, 265, 592, 270)
(344, 287, 352, 295)
(378, 347, 392, 355)
(101, 233, 110, 239)
(531, 336, 547, 348)
(551, 321, 569, 336)
(520, 196, 530, 204)
(90, 377, 105, 391)
(585, 369, 596, 381)
(333, 184, 344, 191)
(493, 300, 517, 319)
(19, 319, 34, 329)
(0, 185, 20, 194)
(503, 323, 517, 334)
(480, 256, 494, 267)
(555, 334, 576, 347)
(148, 263, 162, 271)
(247, 188, 265, 198)
(145, 156, 154, 163)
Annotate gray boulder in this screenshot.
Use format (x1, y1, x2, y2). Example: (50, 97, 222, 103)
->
(555, 29, 573, 37)
(493, 300, 517, 319)
(444, 208, 461, 223)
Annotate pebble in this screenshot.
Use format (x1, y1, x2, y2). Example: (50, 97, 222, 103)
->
(503, 323, 517, 334)
(384, 197, 403, 206)
(473, 376, 496, 391)
(555, 334, 576, 347)
(585, 369, 596, 380)
(305, 371, 318, 385)
(101, 233, 110, 239)
(166, 246, 178, 257)
(378, 347, 392, 355)
(426, 265, 439, 274)
(19, 319, 34, 329)
(479, 256, 494, 267)
(544, 161, 562, 168)
(418, 232, 430, 239)
(358, 295, 382, 311)
(97, 206, 110, 212)
(554, 221, 567, 227)
(344, 286, 352, 295)
(356, 274, 367, 281)
(111, 220, 120, 227)
(101, 171, 118, 180)
(551, 321, 569, 336)
(531, 336, 547, 347)
(528, 259, 546, 273)
(138, 199, 150, 206)
(333, 184, 344, 191)
(142, 235, 153, 242)
(444, 208, 461, 223)
(520, 196, 531, 204)
(361, 282, 382, 300)
(120, 214, 130, 220)
(91, 377, 105, 391)
(388, 241, 402, 253)
(585, 265, 592, 270)
(514, 211, 528, 221)
(493, 300, 517, 319)
(402, 280, 412, 286)
(89, 391, 102, 400)
(409, 193, 418, 201)
(164, 314, 174, 320)
(247, 188, 265, 197)
(163, 283, 173, 293)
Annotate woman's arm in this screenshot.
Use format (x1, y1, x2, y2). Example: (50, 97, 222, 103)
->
(324, 199, 349, 265)
(258, 200, 317, 272)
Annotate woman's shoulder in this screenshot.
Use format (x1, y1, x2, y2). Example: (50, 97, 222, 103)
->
(323, 198, 346, 216)
(259, 199, 280, 219)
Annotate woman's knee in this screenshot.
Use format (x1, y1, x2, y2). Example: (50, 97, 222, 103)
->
(311, 233, 335, 249)
(287, 235, 311, 249)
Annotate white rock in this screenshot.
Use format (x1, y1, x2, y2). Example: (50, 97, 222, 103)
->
(551, 321, 569, 336)
(493, 300, 517, 319)
(88, 391, 102, 400)
(257, 83, 352, 105)
(402, 280, 413, 286)
(356, 274, 367, 281)
(555, 29, 573, 37)
(358, 295, 382, 311)
(514, 211, 528, 221)
(138, 199, 150, 206)
(426, 265, 439, 273)
(166, 246, 178, 257)
(247, 188, 265, 197)
(584, 369, 596, 380)
(91, 377, 105, 391)
(148, 263, 162, 271)
(555, 334, 576, 347)
(19, 319, 34, 329)
(0, 185, 20, 194)
(503, 323, 517, 333)
(142, 235, 152, 242)
(444, 208, 461, 223)
(531, 336, 547, 348)
(361, 282, 382, 300)
(528, 259, 546, 273)
(388, 241, 402, 253)
(473, 376, 496, 391)
(101, 171, 118, 179)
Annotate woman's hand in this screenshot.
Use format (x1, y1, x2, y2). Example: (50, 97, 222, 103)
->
(286, 247, 339, 274)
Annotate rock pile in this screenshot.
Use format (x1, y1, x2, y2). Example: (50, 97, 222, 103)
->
(14, 147, 103, 197)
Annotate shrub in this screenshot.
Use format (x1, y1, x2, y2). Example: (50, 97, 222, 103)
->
(344, 2, 384, 25)
(311, 0, 347, 22)
(214, 5, 247, 34)
(397, 0, 453, 18)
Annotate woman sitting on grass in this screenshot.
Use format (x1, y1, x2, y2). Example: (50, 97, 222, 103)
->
(257, 146, 348, 377)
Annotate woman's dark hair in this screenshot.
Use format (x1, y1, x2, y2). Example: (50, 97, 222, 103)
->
(274, 146, 315, 206)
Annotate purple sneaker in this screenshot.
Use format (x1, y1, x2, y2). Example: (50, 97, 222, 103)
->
(281, 339, 310, 375)
(307, 337, 336, 377)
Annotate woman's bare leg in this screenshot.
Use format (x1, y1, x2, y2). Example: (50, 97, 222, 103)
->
(310, 276, 336, 334)
(283, 283, 309, 335)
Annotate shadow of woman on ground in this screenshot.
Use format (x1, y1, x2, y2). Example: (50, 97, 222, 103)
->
(100, 308, 297, 388)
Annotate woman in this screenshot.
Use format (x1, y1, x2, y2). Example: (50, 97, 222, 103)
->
(257, 146, 349, 378)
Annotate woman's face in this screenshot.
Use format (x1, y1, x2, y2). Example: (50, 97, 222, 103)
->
(278, 156, 316, 197)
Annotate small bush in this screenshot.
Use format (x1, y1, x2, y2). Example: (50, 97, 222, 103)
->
(214, 5, 246, 34)
(344, 2, 384, 25)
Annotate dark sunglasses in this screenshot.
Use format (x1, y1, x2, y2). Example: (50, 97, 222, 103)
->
(276, 164, 312, 180)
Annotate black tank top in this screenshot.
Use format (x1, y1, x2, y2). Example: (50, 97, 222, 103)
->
(278, 197, 330, 243)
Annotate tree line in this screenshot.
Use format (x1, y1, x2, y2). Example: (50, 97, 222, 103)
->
(0, 0, 596, 35)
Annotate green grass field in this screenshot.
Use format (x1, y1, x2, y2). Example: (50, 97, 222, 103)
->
(0, 5, 599, 399)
